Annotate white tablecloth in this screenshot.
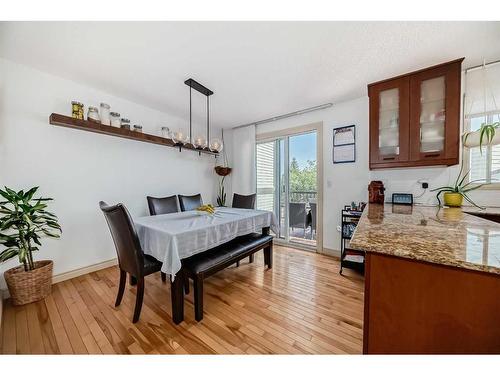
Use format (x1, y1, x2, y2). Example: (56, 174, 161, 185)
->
(134, 207, 278, 277)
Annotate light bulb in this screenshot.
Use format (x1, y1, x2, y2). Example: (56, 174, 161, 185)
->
(193, 135, 207, 149)
(209, 138, 223, 152)
(172, 130, 188, 144)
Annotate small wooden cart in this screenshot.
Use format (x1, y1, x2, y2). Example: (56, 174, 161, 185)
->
(340, 208, 365, 275)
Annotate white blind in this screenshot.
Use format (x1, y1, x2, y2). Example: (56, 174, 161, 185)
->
(256, 141, 275, 212)
(465, 62, 500, 183)
(464, 62, 500, 117)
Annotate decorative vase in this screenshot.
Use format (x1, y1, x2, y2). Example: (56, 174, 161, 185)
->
(443, 192, 463, 207)
(4, 260, 53, 305)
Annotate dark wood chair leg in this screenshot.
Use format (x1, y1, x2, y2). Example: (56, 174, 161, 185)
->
(115, 270, 126, 307)
(130, 275, 137, 286)
(161, 272, 167, 283)
(170, 271, 184, 324)
(194, 275, 204, 322)
(184, 276, 190, 294)
(132, 277, 144, 323)
(236, 261, 240, 267)
(249, 254, 254, 263)
(264, 243, 273, 269)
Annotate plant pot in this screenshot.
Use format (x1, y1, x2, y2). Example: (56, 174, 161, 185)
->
(4, 260, 53, 305)
(443, 192, 463, 207)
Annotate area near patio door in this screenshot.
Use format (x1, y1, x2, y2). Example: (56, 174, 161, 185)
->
(256, 131, 318, 249)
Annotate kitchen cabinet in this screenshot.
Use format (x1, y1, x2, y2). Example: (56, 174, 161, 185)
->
(368, 58, 463, 169)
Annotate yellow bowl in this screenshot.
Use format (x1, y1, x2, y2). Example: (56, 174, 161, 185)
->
(443, 192, 463, 207)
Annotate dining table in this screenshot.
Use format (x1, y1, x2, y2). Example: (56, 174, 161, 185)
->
(134, 207, 278, 323)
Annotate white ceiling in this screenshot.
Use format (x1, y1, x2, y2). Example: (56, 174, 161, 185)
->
(1, 21, 499, 128)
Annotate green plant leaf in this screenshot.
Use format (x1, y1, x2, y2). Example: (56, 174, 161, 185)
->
(461, 192, 485, 209)
(0, 248, 19, 262)
(430, 186, 454, 192)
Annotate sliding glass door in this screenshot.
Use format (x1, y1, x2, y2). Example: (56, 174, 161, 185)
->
(256, 131, 317, 249)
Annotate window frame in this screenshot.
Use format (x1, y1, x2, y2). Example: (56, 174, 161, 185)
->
(464, 110, 500, 190)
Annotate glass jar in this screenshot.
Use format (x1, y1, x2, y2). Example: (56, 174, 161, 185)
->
(133, 125, 143, 133)
(110, 112, 121, 127)
(87, 106, 100, 123)
(71, 101, 84, 120)
(100, 103, 111, 125)
(161, 126, 171, 139)
(120, 118, 131, 130)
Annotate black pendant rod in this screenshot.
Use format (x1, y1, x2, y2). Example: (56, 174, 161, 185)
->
(207, 96, 210, 143)
(189, 86, 192, 143)
(184, 78, 214, 149)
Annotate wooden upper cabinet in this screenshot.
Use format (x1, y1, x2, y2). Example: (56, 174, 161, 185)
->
(368, 58, 464, 170)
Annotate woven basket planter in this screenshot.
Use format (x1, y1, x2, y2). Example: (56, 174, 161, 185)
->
(4, 260, 53, 306)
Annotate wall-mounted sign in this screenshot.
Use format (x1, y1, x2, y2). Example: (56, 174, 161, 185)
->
(333, 125, 355, 163)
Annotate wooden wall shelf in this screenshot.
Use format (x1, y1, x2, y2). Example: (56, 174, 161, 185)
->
(49, 113, 219, 156)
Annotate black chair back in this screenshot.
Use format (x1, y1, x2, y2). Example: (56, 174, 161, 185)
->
(147, 195, 179, 215)
(289, 202, 307, 229)
(309, 202, 317, 231)
(232, 193, 256, 209)
(178, 194, 203, 212)
(99, 201, 144, 277)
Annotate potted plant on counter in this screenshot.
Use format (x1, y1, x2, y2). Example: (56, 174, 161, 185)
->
(0, 186, 61, 305)
(430, 171, 486, 208)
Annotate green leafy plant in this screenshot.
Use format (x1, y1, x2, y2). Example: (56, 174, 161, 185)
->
(479, 122, 499, 148)
(216, 177, 227, 207)
(0, 186, 61, 271)
(463, 121, 500, 154)
(430, 165, 488, 208)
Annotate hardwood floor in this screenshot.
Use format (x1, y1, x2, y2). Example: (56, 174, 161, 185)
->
(0, 245, 364, 354)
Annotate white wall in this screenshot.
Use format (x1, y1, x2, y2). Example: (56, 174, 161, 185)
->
(251, 95, 500, 252)
(0, 58, 219, 288)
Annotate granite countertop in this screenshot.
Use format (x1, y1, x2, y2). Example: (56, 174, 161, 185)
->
(350, 203, 500, 275)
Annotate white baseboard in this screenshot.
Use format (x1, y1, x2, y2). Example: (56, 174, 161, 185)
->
(322, 247, 341, 259)
(1, 258, 118, 300)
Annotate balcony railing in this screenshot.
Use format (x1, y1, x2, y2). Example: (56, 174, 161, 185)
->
(289, 191, 317, 203)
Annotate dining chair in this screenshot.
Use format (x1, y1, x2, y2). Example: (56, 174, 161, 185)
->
(232, 193, 256, 209)
(99, 201, 166, 323)
(178, 194, 203, 212)
(289, 202, 308, 238)
(309, 202, 317, 239)
(147, 195, 179, 215)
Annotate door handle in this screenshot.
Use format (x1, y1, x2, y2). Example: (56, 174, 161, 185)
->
(424, 153, 441, 158)
(383, 156, 395, 161)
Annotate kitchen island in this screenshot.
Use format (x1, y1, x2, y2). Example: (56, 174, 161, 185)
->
(350, 203, 500, 354)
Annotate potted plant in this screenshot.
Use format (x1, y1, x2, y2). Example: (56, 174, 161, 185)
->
(431, 166, 488, 208)
(0, 186, 61, 305)
(215, 166, 231, 207)
(214, 129, 231, 207)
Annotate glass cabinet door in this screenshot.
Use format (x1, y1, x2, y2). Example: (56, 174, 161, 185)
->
(369, 76, 409, 165)
(378, 88, 400, 157)
(418, 76, 446, 154)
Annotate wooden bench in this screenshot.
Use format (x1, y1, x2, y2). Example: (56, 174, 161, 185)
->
(181, 230, 273, 321)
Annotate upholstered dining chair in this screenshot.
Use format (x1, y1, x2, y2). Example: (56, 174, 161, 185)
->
(147, 195, 179, 215)
(232, 193, 256, 209)
(178, 194, 203, 212)
(99, 201, 166, 323)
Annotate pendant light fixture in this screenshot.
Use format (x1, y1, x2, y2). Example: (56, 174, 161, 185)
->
(184, 78, 222, 154)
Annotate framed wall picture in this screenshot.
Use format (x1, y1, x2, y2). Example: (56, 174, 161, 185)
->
(333, 125, 355, 163)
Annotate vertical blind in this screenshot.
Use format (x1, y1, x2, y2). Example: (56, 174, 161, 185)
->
(256, 141, 275, 212)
